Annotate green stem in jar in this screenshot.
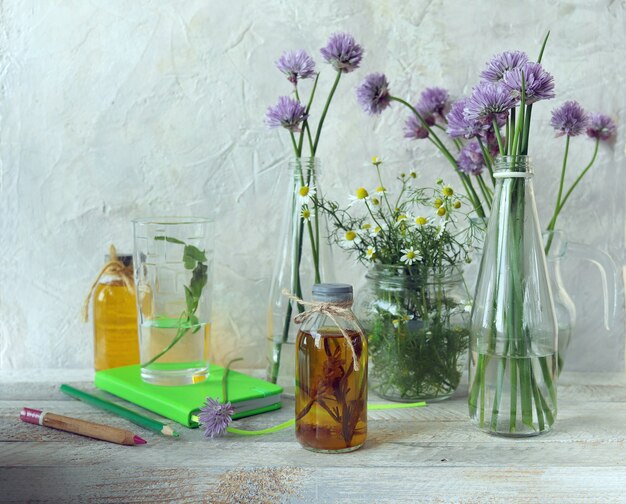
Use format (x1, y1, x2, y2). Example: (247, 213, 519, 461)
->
(141, 237, 208, 368)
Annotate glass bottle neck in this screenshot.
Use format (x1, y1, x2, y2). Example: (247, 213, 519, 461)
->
(289, 157, 321, 181)
(494, 155, 533, 177)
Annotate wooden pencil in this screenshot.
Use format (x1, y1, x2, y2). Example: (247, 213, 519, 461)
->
(20, 407, 147, 446)
(60, 384, 179, 437)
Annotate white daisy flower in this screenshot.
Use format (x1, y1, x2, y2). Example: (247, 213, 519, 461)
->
(370, 225, 383, 238)
(400, 247, 421, 265)
(435, 218, 448, 240)
(297, 184, 316, 206)
(392, 313, 414, 328)
(413, 215, 430, 227)
(374, 186, 390, 196)
(348, 187, 370, 207)
(365, 245, 376, 260)
(341, 230, 361, 249)
(301, 207, 313, 222)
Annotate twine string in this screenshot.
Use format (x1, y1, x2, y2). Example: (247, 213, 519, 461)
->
(282, 289, 360, 372)
(82, 245, 135, 322)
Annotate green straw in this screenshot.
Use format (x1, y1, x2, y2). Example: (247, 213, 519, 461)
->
(194, 401, 428, 437)
(60, 384, 179, 437)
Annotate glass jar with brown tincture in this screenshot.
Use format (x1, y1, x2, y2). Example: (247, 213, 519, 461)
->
(294, 283, 367, 453)
(83, 246, 139, 371)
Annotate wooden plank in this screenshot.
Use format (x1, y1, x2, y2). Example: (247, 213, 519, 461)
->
(2, 371, 626, 502)
(1, 466, 626, 503)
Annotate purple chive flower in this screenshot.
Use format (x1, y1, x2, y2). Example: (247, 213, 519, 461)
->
(446, 98, 486, 139)
(550, 101, 589, 137)
(198, 397, 234, 438)
(586, 113, 617, 141)
(466, 82, 516, 123)
(416, 87, 450, 120)
(275, 50, 316, 85)
(356, 73, 391, 115)
(265, 96, 308, 132)
(404, 112, 435, 139)
(320, 32, 363, 73)
(457, 141, 487, 176)
(481, 51, 529, 82)
(503, 62, 555, 104)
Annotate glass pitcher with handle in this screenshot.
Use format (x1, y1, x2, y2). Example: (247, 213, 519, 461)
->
(543, 230, 619, 374)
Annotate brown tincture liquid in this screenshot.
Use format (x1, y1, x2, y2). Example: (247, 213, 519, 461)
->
(295, 328, 367, 452)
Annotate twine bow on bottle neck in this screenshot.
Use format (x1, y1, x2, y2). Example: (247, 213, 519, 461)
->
(282, 289, 360, 372)
(82, 245, 135, 322)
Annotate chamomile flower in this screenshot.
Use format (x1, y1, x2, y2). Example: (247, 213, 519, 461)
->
(374, 186, 388, 195)
(349, 187, 370, 206)
(392, 313, 414, 328)
(372, 156, 382, 166)
(442, 186, 454, 197)
(342, 230, 361, 248)
(396, 214, 408, 224)
(370, 196, 382, 207)
(434, 198, 443, 209)
(301, 208, 313, 222)
(365, 245, 377, 260)
(435, 219, 448, 240)
(437, 206, 447, 217)
(414, 216, 429, 227)
(400, 247, 421, 265)
(297, 184, 316, 206)
(409, 170, 418, 179)
(370, 225, 383, 237)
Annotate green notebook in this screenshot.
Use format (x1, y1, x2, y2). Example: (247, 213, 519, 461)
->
(95, 364, 283, 428)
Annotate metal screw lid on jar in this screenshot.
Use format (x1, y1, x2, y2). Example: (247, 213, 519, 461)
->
(104, 254, 133, 267)
(311, 283, 353, 303)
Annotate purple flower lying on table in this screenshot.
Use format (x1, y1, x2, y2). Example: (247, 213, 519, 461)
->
(198, 397, 234, 438)
(276, 50, 316, 85)
(550, 100, 589, 137)
(265, 96, 308, 133)
(320, 32, 364, 73)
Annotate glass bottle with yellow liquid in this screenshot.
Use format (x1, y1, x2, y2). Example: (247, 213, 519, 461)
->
(294, 283, 368, 453)
(85, 250, 140, 371)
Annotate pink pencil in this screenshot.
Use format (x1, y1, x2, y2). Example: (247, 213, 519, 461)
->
(20, 407, 147, 446)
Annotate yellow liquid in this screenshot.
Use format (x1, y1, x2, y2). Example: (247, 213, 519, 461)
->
(94, 280, 139, 371)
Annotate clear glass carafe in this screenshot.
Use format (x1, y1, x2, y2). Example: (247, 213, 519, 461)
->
(543, 230, 618, 373)
(266, 158, 335, 394)
(468, 156, 558, 436)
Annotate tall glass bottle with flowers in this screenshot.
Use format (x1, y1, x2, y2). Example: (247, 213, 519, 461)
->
(265, 33, 365, 391)
(316, 158, 481, 401)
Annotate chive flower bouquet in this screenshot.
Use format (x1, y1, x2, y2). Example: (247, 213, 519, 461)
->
(354, 32, 616, 236)
(264, 33, 365, 388)
(353, 32, 617, 434)
(315, 158, 482, 401)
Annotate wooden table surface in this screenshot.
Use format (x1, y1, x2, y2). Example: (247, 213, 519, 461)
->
(1, 369, 626, 503)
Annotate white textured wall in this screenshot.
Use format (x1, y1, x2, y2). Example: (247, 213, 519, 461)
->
(1, 0, 624, 371)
